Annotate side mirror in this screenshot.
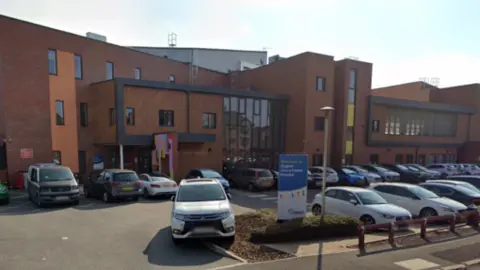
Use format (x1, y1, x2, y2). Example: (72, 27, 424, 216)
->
(170, 195, 175, 201)
(349, 199, 358, 205)
(227, 193, 232, 200)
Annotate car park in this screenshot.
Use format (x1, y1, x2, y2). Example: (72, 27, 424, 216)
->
(26, 163, 80, 207)
(84, 169, 142, 203)
(308, 167, 339, 187)
(0, 183, 9, 205)
(138, 172, 178, 198)
(184, 168, 230, 193)
(381, 164, 428, 183)
(343, 165, 383, 183)
(404, 164, 442, 178)
(333, 168, 369, 187)
(370, 183, 468, 217)
(427, 164, 459, 177)
(419, 182, 480, 210)
(311, 186, 412, 225)
(170, 178, 235, 244)
(230, 168, 275, 191)
(362, 164, 400, 182)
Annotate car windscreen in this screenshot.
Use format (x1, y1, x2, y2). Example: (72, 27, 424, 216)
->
(396, 164, 409, 171)
(351, 166, 368, 173)
(456, 185, 480, 196)
(258, 170, 273, 177)
(372, 165, 389, 172)
(357, 191, 388, 205)
(39, 168, 75, 182)
(176, 184, 226, 202)
(309, 168, 322, 174)
(200, 170, 223, 178)
(113, 173, 139, 182)
(408, 186, 439, 199)
(342, 168, 357, 175)
(407, 166, 420, 172)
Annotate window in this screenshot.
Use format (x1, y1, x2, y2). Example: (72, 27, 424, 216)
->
(370, 154, 379, 164)
(53, 151, 62, 165)
(316, 77, 326, 91)
(126, 107, 135, 126)
(169, 74, 175, 83)
(346, 127, 353, 141)
(395, 154, 403, 164)
(78, 151, 86, 173)
(406, 154, 414, 163)
(344, 154, 353, 165)
(106, 61, 114, 80)
(314, 117, 325, 131)
(202, 113, 217, 129)
(372, 120, 379, 132)
(134, 68, 141, 80)
(348, 69, 357, 104)
(55, 100, 65, 125)
(74, 55, 83, 79)
(80, 103, 88, 127)
(325, 189, 337, 198)
(312, 154, 323, 166)
(48, 49, 57, 75)
(159, 110, 174, 127)
(109, 108, 115, 126)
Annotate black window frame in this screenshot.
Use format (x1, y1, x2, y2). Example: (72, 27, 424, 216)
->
(106, 61, 114, 80)
(126, 107, 135, 126)
(48, 49, 57, 75)
(315, 76, 326, 91)
(74, 54, 83, 80)
(78, 150, 86, 174)
(134, 67, 141, 80)
(202, 112, 217, 129)
(109, 108, 115, 126)
(369, 154, 379, 164)
(314, 116, 325, 131)
(372, 120, 380, 132)
(53, 151, 62, 165)
(159, 110, 175, 127)
(55, 100, 65, 126)
(80, 103, 88, 127)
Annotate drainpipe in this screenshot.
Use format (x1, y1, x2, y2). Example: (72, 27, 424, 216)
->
(186, 92, 191, 133)
(119, 144, 124, 169)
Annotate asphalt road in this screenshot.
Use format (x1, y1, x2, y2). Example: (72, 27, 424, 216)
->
(0, 193, 243, 270)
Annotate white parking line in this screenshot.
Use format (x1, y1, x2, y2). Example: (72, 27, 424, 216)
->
(248, 194, 268, 198)
(260, 197, 277, 201)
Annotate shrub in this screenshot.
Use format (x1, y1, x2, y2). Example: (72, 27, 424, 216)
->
(249, 215, 361, 244)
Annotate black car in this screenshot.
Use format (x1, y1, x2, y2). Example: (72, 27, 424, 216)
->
(419, 182, 480, 209)
(84, 169, 142, 203)
(404, 164, 442, 179)
(447, 175, 480, 190)
(381, 164, 427, 183)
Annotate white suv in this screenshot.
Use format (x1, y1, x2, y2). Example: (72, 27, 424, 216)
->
(170, 178, 235, 244)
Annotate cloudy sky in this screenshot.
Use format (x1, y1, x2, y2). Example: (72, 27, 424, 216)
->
(1, 0, 479, 88)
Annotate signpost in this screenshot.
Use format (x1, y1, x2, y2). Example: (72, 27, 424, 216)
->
(20, 148, 33, 159)
(277, 154, 308, 221)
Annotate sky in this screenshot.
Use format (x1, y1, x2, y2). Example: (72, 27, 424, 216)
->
(1, 0, 479, 88)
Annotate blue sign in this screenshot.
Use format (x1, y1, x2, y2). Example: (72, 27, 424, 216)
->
(277, 154, 308, 220)
(93, 155, 104, 170)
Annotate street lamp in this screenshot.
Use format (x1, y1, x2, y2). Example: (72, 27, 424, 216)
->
(320, 106, 334, 223)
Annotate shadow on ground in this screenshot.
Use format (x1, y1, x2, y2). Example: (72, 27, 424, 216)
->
(143, 227, 225, 267)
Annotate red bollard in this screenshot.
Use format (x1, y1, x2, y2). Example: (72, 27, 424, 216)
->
(449, 215, 456, 233)
(420, 218, 427, 239)
(388, 222, 395, 246)
(358, 225, 365, 251)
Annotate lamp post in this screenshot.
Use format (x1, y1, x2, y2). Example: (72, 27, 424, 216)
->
(320, 106, 334, 223)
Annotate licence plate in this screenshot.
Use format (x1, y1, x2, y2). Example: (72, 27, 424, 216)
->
(194, 227, 215, 233)
(56, 196, 69, 200)
(122, 186, 133, 191)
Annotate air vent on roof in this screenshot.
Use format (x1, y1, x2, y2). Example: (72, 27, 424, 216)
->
(86, 32, 107, 42)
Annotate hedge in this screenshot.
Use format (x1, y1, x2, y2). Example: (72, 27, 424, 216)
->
(249, 215, 361, 244)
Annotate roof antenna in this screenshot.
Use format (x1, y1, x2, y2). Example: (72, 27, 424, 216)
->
(168, 33, 177, 47)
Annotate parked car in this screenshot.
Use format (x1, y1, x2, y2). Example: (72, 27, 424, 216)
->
(447, 175, 480, 190)
(308, 167, 339, 187)
(230, 168, 275, 191)
(370, 183, 468, 217)
(332, 168, 369, 187)
(458, 164, 480, 175)
(311, 187, 412, 225)
(361, 164, 400, 182)
(452, 164, 467, 175)
(184, 169, 230, 193)
(138, 172, 178, 198)
(404, 164, 442, 178)
(0, 183, 9, 205)
(426, 180, 480, 193)
(170, 178, 235, 244)
(84, 169, 142, 203)
(419, 182, 480, 209)
(343, 165, 383, 183)
(381, 164, 428, 183)
(427, 164, 459, 177)
(26, 163, 80, 207)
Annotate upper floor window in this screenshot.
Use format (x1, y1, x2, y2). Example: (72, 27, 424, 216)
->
(48, 49, 57, 75)
(202, 113, 217, 129)
(53, 151, 62, 165)
(134, 68, 141, 80)
(314, 116, 325, 131)
(159, 110, 174, 127)
(126, 107, 135, 126)
(74, 55, 83, 79)
(109, 108, 115, 126)
(372, 120, 379, 132)
(80, 103, 88, 127)
(169, 74, 176, 83)
(106, 61, 114, 80)
(316, 76, 325, 91)
(56, 100, 65, 125)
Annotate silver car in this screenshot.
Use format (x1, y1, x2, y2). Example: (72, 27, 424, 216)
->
(361, 164, 400, 182)
(344, 165, 382, 183)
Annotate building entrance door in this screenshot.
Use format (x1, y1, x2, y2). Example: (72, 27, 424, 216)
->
(137, 148, 152, 174)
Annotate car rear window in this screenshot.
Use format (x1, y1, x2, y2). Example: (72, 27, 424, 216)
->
(258, 170, 272, 177)
(114, 172, 139, 182)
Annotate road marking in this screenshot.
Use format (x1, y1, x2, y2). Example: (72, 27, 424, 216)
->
(248, 194, 268, 198)
(206, 263, 246, 270)
(61, 237, 68, 240)
(394, 258, 440, 270)
(260, 197, 277, 201)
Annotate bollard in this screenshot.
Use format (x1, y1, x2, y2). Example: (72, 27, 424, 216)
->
(358, 225, 365, 251)
(449, 214, 456, 233)
(388, 222, 395, 246)
(420, 218, 427, 239)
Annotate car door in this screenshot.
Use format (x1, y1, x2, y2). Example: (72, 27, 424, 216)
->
(332, 190, 358, 217)
(391, 186, 422, 215)
(324, 189, 340, 215)
(28, 168, 39, 198)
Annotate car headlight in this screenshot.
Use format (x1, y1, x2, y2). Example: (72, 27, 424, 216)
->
(173, 213, 187, 221)
(441, 207, 455, 213)
(223, 181, 230, 188)
(218, 211, 233, 219)
(378, 212, 395, 219)
(71, 185, 79, 190)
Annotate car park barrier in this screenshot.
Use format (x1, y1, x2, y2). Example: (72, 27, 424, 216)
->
(357, 210, 479, 251)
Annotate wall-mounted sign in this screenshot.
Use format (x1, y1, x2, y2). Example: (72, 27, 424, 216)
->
(93, 155, 104, 170)
(20, 148, 33, 159)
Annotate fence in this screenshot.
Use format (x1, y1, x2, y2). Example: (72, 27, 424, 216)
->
(358, 210, 479, 251)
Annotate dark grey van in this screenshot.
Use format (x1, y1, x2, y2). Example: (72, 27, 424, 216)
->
(27, 163, 80, 207)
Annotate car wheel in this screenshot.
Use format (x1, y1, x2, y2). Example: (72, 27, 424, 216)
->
(339, 179, 349, 186)
(143, 188, 150, 199)
(420, 207, 438, 218)
(311, 204, 322, 216)
(132, 196, 139, 202)
(171, 235, 181, 245)
(36, 193, 43, 208)
(102, 192, 110, 203)
(84, 187, 90, 198)
(360, 215, 376, 226)
(72, 200, 80, 206)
